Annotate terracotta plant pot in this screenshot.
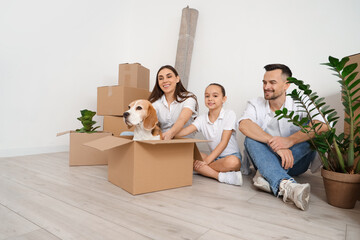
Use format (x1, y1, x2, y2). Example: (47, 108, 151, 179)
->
(321, 168, 360, 209)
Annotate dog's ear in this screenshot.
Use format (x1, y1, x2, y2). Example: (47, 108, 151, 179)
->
(143, 103, 158, 131)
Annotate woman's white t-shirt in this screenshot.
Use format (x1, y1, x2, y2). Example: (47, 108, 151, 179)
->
(152, 94, 197, 136)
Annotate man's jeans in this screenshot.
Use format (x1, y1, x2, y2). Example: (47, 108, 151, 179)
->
(244, 137, 316, 195)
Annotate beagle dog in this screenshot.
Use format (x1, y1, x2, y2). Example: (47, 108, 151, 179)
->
(123, 99, 162, 140)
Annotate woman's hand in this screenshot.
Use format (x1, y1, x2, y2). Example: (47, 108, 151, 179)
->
(162, 130, 174, 140)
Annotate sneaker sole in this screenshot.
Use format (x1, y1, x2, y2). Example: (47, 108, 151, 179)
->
(296, 184, 310, 211)
(253, 177, 271, 193)
(236, 172, 243, 186)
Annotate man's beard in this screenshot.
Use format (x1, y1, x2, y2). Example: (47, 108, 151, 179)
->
(264, 90, 283, 100)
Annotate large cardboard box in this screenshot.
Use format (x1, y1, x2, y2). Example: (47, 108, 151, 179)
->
(346, 53, 360, 99)
(344, 53, 360, 134)
(119, 63, 150, 90)
(85, 136, 205, 195)
(57, 131, 112, 166)
(103, 116, 134, 137)
(97, 85, 150, 116)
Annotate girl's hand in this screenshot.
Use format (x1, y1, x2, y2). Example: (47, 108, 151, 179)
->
(193, 160, 207, 171)
(203, 156, 213, 165)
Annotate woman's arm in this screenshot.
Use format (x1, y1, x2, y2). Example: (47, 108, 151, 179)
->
(203, 130, 232, 164)
(162, 108, 193, 140)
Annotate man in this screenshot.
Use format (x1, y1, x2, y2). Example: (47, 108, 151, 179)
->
(238, 64, 327, 211)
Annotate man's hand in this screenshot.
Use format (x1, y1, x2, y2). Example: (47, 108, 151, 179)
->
(276, 149, 294, 170)
(193, 160, 207, 171)
(268, 136, 294, 152)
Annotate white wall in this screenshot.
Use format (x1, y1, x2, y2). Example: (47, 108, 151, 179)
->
(1, 0, 359, 157)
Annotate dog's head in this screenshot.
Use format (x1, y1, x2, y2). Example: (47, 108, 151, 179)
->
(123, 99, 159, 131)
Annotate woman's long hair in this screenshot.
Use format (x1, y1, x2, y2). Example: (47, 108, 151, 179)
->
(148, 65, 198, 111)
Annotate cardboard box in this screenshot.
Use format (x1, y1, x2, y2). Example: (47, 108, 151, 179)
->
(344, 53, 360, 166)
(85, 136, 205, 195)
(97, 85, 150, 116)
(103, 116, 134, 137)
(346, 53, 360, 99)
(119, 63, 150, 90)
(57, 131, 112, 166)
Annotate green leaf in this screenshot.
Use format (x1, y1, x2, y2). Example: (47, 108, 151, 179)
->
(275, 110, 282, 115)
(355, 113, 360, 122)
(345, 72, 358, 85)
(299, 117, 309, 125)
(351, 89, 360, 98)
(337, 57, 350, 71)
(289, 111, 294, 118)
(321, 62, 333, 67)
(329, 56, 339, 67)
(349, 79, 360, 91)
(342, 63, 358, 78)
(353, 102, 360, 112)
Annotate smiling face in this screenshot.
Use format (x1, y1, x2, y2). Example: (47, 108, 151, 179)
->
(157, 68, 180, 96)
(263, 69, 290, 100)
(205, 85, 227, 111)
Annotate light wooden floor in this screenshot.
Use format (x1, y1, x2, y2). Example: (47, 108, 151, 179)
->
(0, 152, 359, 240)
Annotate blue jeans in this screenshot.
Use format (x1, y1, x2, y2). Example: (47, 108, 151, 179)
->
(244, 137, 316, 195)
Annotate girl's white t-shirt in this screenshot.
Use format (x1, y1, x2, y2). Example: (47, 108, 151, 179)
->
(192, 108, 240, 157)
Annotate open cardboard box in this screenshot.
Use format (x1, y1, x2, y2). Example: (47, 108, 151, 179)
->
(85, 136, 207, 195)
(57, 131, 112, 166)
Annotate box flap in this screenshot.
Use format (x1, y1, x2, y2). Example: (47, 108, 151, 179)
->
(56, 130, 71, 137)
(84, 136, 132, 151)
(136, 138, 209, 145)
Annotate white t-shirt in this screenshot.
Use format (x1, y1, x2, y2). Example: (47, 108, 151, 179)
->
(152, 94, 198, 136)
(265, 111, 281, 136)
(238, 96, 325, 137)
(192, 108, 240, 157)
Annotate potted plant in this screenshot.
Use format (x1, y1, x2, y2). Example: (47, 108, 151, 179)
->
(76, 109, 101, 133)
(275, 56, 360, 209)
(57, 109, 111, 166)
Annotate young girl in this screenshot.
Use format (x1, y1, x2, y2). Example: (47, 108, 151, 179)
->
(149, 65, 198, 140)
(176, 83, 242, 185)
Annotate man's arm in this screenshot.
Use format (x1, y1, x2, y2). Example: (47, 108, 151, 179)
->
(268, 120, 329, 152)
(238, 119, 272, 143)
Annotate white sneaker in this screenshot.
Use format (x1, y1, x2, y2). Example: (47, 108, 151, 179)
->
(218, 171, 243, 186)
(278, 178, 310, 211)
(252, 170, 271, 193)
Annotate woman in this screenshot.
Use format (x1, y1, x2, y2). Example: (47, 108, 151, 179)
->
(149, 65, 198, 140)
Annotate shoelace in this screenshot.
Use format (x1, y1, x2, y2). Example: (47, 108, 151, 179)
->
(278, 178, 296, 201)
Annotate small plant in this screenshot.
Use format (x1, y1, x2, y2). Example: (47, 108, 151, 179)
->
(275, 56, 360, 174)
(76, 109, 100, 133)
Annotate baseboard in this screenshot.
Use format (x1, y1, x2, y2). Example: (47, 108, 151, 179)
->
(0, 145, 69, 158)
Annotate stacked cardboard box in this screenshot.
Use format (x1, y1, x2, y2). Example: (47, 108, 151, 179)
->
(97, 63, 151, 136)
(85, 63, 206, 195)
(57, 63, 205, 195)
